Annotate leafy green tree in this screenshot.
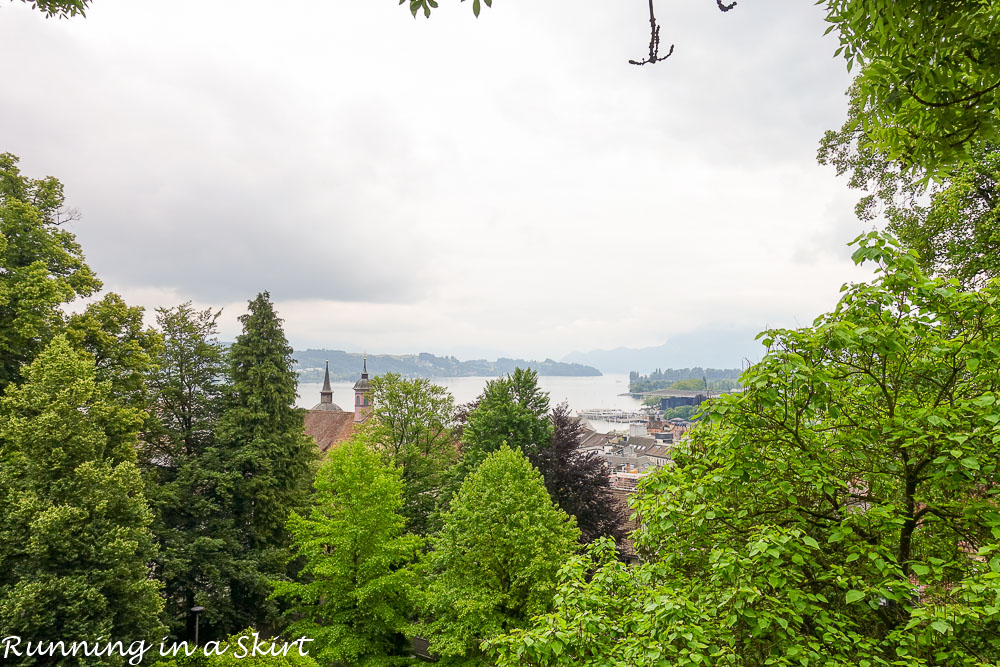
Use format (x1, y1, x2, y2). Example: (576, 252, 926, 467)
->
(140, 303, 250, 641)
(530, 404, 623, 545)
(65, 292, 162, 414)
(273, 437, 423, 666)
(820, 106, 1000, 288)
(668, 377, 706, 391)
(444, 368, 552, 505)
(0, 153, 100, 392)
(217, 291, 318, 630)
(0, 336, 163, 659)
(822, 0, 1000, 174)
(489, 234, 1000, 665)
(13, 1, 90, 18)
(364, 372, 459, 535)
(419, 445, 579, 663)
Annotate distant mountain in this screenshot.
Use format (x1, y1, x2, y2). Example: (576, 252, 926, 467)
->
(562, 328, 766, 374)
(294, 349, 601, 382)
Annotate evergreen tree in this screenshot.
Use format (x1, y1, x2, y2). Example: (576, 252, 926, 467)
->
(529, 403, 624, 545)
(0, 336, 162, 660)
(273, 438, 422, 665)
(419, 445, 579, 663)
(217, 292, 317, 630)
(141, 304, 248, 641)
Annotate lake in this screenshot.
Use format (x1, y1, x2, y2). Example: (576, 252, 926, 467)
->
(296, 373, 643, 433)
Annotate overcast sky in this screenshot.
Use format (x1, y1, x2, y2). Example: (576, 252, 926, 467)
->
(1, 0, 871, 362)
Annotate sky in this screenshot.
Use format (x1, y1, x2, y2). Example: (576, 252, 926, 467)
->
(1, 0, 872, 365)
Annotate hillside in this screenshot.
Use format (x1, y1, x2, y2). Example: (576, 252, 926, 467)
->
(294, 349, 601, 382)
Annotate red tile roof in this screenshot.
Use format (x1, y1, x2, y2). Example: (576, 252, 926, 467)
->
(304, 409, 357, 453)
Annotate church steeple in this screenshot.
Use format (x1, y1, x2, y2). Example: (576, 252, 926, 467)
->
(353, 354, 371, 422)
(320, 360, 333, 405)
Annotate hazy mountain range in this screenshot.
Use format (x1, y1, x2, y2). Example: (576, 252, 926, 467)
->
(561, 328, 766, 374)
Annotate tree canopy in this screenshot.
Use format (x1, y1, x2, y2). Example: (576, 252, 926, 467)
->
(0, 153, 99, 391)
(418, 445, 579, 663)
(0, 336, 163, 659)
(490, 234, 1000, 665)
(364, 372, 459, 535)
(273, 438, 422, 666)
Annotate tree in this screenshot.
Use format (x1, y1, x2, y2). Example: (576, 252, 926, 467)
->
(140, 303, 249, 642)
(419, 445, 579, 663)
(820, 107, 1000, 288)
(0, 153, 100, 391)
(0, 336, 163, 659)
(272, 438, 423, 666)
(217, 291, 318, 630)
(668, 377, 706, 391)
(489, 234, 1000, 665)
(12, 1, 90, 18)
(441, 367, 552, 511)
(822, 0, 1000, 175)
(529, 404, 624, 544)
(65, 292, 162, 414)
(364, 372, 459, 535)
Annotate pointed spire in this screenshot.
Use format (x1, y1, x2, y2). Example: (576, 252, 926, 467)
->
(362, 353, 368, 378)
(320, 360, 333, 405)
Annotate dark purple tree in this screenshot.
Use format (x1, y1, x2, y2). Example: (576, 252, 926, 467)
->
(529, 403, 625, 545)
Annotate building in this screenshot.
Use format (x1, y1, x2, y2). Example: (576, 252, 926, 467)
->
(303, 358, 371, 453)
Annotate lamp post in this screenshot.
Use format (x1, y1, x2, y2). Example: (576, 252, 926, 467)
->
(191, 606, 205, 646)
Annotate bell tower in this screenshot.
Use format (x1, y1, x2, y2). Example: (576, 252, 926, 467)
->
(353, 355, 371, 422)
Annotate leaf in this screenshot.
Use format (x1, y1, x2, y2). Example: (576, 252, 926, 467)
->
(473, 0, 480, 17)
(846, 590, 865, 603)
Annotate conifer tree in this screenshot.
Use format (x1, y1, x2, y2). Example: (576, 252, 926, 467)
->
(0, 336, 162, 657)
(217, 292, 317, 629)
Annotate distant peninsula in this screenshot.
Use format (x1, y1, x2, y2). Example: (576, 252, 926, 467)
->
(294, 349, 601, 382)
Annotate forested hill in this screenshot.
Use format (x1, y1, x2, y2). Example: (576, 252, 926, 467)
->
(294, 349, 602, 382)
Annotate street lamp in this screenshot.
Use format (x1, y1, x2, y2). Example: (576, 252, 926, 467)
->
(191, 606, 205, 646)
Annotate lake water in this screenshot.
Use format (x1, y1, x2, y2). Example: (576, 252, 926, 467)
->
(296, 373, 643, 433)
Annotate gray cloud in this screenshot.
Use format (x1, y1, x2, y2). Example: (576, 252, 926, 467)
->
(3, 0, 868, 358)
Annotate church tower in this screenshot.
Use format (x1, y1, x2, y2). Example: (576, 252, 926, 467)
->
(311, 360, 342, 411)
(353, 355, 371, 422)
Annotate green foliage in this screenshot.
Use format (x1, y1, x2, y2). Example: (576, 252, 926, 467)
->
(629, 369, 741, 394)
(661, 404, 698, 420)
(442, 367, 552, 511)
(668, 377, 705, 391)
(401, 0, 490, 19)
(273, 438, 422, 666)
(489, 234, 1000, 665)
(154, 629, 320, 667)
(65, 292, 162, 414)
(531, 404, 624, 545)
(820, 113, 1000, 288)
(0, 336, 163, 660)
(217, 292, 318, 630)
(13, 0, 90, 18)
(823, 1, 1000, 175)
(418, 445, 579, 662)
(0, 153, 100, 391)
(140, 304, 250, 641)
(364, 372, 458, 535)
(463, 367, 551, 457)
